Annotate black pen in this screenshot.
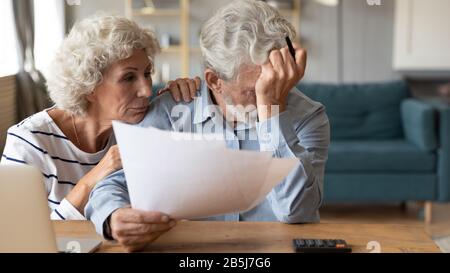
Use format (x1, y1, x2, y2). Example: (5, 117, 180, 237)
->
(285, 36, 296, 61)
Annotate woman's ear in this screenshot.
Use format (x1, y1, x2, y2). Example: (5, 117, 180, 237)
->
(204, 69, 222, 94)
(85, 90, 96, 103)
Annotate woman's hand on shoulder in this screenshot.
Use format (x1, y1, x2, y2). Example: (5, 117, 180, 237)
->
(157, 76, 201, 103)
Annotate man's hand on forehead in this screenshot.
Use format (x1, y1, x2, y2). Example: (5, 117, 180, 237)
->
(254, 42, 307, 121)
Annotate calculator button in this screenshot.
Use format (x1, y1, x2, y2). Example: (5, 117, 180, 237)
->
(297, 239, 306, 247)
(315, 239, 325, 247)
(306, 239, 315, 247)
(325, 240, 336, 247)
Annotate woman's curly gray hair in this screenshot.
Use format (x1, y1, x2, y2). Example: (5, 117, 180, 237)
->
(46, 14, 160, 116)
(200, 0, 296, 81)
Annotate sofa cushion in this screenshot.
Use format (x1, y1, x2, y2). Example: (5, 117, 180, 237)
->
(324, 174, 437, 202)
(327, 140, 436, 172)
(298, 81, 409, 140)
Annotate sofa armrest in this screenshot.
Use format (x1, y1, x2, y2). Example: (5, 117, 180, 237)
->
(401, 99, 437, 152)
(429, 101, 450, 201)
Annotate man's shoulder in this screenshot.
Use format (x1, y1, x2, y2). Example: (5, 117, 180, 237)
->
(139, 92, 195, 128)
(287, 87, 328, 123)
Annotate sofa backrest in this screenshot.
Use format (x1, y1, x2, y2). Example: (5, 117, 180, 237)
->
(298, 81, 409, 140)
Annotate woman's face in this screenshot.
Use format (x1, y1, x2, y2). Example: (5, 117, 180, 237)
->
(88, 49, 153, 124)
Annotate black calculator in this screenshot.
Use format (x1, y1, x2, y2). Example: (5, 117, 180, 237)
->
(293, 239, 352, 253)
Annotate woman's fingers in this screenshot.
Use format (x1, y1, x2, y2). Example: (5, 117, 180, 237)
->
(158, 77, 201, 102)
(186, 78, 197, 99)
(194, 76, 201, 90)
(166, 81, 181, 102)
(157, 87, 168, 95)
(176, 79, 192, 103)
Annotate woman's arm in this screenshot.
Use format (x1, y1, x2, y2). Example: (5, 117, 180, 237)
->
(65, 144, 121, 214)
(1, 126, 86, 220)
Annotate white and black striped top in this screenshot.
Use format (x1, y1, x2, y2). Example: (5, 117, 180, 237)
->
(1, 107, 116, 220)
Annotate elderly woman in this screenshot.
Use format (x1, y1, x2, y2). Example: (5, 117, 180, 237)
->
(1, 15, 198, 222)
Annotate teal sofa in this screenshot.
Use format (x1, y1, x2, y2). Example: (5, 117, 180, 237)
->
(299, 81, 450, 204)
(152, 81, 450, 204)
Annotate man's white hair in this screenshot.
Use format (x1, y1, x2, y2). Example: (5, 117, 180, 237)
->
(46, 14, 160, 116)
(200, 0, 296, 81)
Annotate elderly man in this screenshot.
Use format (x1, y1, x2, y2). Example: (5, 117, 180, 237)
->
(86, 0, 330, 252)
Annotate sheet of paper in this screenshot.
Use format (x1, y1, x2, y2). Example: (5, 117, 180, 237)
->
(113, 121, 298, 220)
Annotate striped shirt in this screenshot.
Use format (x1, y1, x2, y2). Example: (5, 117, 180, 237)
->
(1, 107, 116, 220)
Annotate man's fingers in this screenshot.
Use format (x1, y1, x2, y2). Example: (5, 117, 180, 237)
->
(291, 42, 307, 68)
(120, 209, 171, 224)
(295, 48, 307, 78)
(269, 50, 285, 75)
(280, 47, 296, 66)
(280, 47, 296, 80)
(120, 238, 151, 252)
(140, 210, 171, 224)
(282, 42, 307, 79)
(119, 231, 168, 252)
(292, 42, 303, 50)
(258, 61, 275, 83)
(117, 221, 176, 237)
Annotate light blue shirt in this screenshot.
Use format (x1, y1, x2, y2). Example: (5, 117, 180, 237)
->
(85, 82, 330, 236)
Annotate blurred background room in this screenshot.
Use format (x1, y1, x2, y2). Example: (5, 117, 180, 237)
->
(1, 0, 450, 251)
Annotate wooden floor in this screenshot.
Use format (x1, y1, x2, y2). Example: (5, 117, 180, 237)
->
(320, 203, 450, 239)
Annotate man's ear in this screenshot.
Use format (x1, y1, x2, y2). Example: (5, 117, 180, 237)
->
(204, 69, 222, 94)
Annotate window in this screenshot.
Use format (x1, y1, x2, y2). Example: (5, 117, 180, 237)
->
(34, 0, 65, 78)
(0, 0, 65, 78)
(0, 0, 19, 77)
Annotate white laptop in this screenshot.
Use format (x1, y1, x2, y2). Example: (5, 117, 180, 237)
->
(0, 165, 102, 253)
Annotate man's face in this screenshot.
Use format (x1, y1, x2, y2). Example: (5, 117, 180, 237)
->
(220, 64, 262, 108)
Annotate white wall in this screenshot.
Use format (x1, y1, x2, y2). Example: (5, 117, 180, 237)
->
(66, 0, 401, 83)
(301, 0, 400, 83)
(66, 0, 126, 29)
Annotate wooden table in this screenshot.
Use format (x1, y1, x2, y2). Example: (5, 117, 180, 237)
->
(53, 221, 440, 253)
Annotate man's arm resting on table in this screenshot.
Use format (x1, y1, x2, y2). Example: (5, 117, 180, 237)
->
(85, 169, 131, 238)
(256, 108, 330, 224)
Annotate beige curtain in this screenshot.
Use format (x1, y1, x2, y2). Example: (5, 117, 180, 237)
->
(13, 0, 51, 121)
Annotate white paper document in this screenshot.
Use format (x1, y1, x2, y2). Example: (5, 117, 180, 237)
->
(113, 121, 298, 220)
